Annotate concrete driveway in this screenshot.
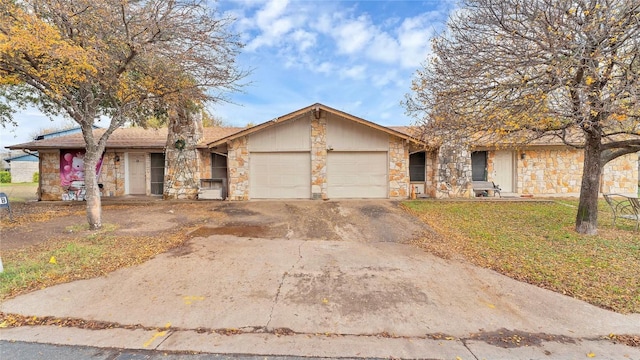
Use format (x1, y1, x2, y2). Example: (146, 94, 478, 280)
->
(1, 200, 639, 359)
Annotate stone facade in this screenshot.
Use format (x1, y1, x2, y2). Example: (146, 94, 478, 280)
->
(164, 146, 201, 199)
(389, 136, 409, 198)
(163, 108, 204, 200)
(227, 136, 249, 200)
(9, 161, 38, 183)
(423, 150, 438, 197)
(601, 153, 639, 195)
(199, 149, 213, 179)
(481, 148, 638, 196)
(98, 152, 125, 197)
(39, 150, 64, 200)
(310, 114, 328, 200)
(435, 141, 473, 198)
(38, 150, 126, 200)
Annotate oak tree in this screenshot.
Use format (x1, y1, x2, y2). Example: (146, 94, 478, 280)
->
(405, 0, 640, 234)
(0, 0, 245, 229)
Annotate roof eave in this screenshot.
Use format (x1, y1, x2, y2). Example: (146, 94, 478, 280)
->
(206, 103, 426, 148)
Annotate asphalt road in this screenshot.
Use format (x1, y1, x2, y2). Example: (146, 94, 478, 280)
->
(0, 340, 386, 360)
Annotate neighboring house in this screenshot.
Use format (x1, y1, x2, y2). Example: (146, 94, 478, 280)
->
(1, 152, 10, 171)
(5, 153, 39, 182)
(5, 103, 639, 200)
(3, 126, 100, 184)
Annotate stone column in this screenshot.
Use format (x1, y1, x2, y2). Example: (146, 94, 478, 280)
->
(389, 136, 409, 199)
(227, 137, 249, 200)
(436, 140, 472, 198)
(311, 113, 328, 200)
(163, 105, 204, 200)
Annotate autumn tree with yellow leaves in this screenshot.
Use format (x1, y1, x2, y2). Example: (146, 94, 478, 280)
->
(405, 0, 640, 235)
(0, 0, 245, 229)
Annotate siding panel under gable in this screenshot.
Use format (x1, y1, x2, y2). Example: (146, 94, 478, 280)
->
(326, 114, 388, 151)
(248, 116, 311, 152)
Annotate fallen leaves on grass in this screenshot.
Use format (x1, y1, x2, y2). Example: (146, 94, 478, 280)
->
(0, 203, 225, 301)
(403, 200, 640, 313)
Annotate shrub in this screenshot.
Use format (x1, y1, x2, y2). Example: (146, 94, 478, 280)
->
(32, 172, 39, 183)
(0, 171, 11, 183)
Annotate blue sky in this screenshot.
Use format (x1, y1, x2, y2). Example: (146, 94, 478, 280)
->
(0, 0, 456, 150)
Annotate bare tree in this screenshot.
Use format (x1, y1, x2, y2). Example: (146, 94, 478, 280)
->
(1, 0, 246, 229)
(405, 0, 640, 234)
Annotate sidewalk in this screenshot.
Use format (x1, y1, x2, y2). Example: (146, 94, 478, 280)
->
(2, 326, 639, 359)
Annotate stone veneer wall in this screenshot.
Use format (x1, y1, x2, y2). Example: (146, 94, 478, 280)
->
(424, 150, 438, 197)
(389, 136, 409, 198)
(227, 137, 249, 200)
(39, 150, 63, 200)
(516, 148, 582, 195)
(599, 152, 637, 195)
(514, 148, 637, 196)
(436, 141, 473, 198)
(97, 152, 125, 197)
(199, 149, 212, 179)
(311, 113, 328, 199)
(39, 150, 126, 200)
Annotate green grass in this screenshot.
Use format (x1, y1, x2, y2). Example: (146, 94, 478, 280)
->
(0, 182, 38, 202)
(403, 199, 640, 313)
(0, 218, 199, 300)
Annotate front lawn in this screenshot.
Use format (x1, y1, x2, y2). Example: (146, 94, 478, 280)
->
(0, 182, 38, 202)
(403, 199, 639, 313)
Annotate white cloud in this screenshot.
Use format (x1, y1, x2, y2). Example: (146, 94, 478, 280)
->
(396, 15, 435, 68)
(366, 32, 400, 64)
(371, 69, 401, 88)
(255, 0, 289, 28)
(291, 29, 316, 52)
(244, 0, 309, 51)
(332, 16, 374, 55)
(339, 64, 367, 80)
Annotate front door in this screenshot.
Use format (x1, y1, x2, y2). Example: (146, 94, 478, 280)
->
(128, 153, 146, 195)
(494, 151, 514, 192)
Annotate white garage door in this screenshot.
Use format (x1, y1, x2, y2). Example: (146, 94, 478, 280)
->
(327, 152, 388, 198)
(250, 152, 311, 199)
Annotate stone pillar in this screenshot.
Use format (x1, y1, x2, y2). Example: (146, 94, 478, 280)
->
(436, 141, 472, 198)
(163, 105, 204, 200)
(227, 137, 249, 200)
(39, 150, 63, 200)
(389, 136, 410, 199)
(425, 150, 438, 197)
(311, 113, 327, 199)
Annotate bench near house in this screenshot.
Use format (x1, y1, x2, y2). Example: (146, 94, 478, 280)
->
(5, 103, 639, 201)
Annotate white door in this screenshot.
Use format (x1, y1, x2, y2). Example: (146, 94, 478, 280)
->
(250, 152, 311, 199)
(327, 152, 388, 198)
(493, 151, 514, 192)
(129, 153, 146, 195)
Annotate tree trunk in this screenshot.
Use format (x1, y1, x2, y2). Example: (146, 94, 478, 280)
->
(83, 149, 102, 230)
(575, 135, 602, 235)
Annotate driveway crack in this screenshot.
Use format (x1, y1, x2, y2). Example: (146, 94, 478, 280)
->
(461, 338, 480, 360)
(266, 241, 304, 329)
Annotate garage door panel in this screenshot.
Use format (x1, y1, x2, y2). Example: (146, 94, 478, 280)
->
(250, 152, 310, 199)
(328, 152, 387, 198)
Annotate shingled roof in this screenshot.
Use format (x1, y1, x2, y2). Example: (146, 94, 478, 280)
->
(6, 127, 244, 150)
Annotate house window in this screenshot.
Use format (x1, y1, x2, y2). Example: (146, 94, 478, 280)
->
(409, 152, 426, 182)
(211, 153, 227, 179)
(471, 151, 487, 181)
(150, 153, 165, 195)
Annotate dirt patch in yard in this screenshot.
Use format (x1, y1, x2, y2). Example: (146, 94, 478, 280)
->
(0, 201, 226, 251)
(1, 199, 428, 252)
